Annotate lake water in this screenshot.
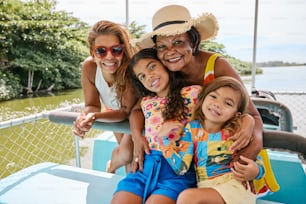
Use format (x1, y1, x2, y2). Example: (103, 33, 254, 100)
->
(1, 65, 306, 121)
(0, 89, 84, 121)
(242, 66, 306, 93)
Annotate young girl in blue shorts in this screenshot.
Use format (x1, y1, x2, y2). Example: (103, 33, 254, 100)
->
(111, 49, 263, 204)
(111, 48, 201, 204)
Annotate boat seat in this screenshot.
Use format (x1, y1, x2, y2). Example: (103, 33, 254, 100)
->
(92, 133, 306, 203)
(92, 131, 126, 176)
(257, 150, 306, 203)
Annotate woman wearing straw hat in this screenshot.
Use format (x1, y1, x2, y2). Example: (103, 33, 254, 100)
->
(131, 4, 263, 177)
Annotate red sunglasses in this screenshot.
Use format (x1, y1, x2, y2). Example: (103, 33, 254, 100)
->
(94, 45, 124, 58)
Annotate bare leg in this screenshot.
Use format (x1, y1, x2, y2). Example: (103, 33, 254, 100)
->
(177, 188, 225, 204)
(107, 132, 133, 173)
(111, 191, 142, 204)
(145, 194, 175, 204)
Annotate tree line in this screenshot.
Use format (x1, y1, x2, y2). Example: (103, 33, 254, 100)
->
(0, 0, 255, 101)
(257, 61, 306, 67)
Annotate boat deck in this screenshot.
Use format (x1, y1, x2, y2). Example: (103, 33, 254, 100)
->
(1, 93, 306, 203)
(1, 146, 305, 203)
(0, 162, 122, 204)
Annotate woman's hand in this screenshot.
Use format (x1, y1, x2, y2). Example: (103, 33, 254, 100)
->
(72, 112, 95, 138)
(79, 112, 95, 128)
(228, 114, 255, 151)
(132, 134, 150, 173)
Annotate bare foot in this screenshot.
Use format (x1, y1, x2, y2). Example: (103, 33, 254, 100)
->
(106, 160, 115, 174)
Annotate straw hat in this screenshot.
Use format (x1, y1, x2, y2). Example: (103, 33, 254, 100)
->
(134, 4, 219, 49)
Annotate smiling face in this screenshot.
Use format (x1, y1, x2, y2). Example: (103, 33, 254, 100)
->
(133, 58, 170, 97)
(93, 34, 124, 75)
(202, 86, 241, 127)
(155, 33, 193, 73)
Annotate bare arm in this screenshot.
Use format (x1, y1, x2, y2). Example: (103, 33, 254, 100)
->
(80, 57, 101, 112)
(73, 57, 100, 137)
(91, 79, 138, 122)
(74, 57, 139, 135)
(129, 99, 150, 172)
(215, 57, 263, 160)
(237, 101, 263, 160)
(81, 57, 130, 120)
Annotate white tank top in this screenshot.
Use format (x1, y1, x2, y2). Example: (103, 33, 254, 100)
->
(95, 67, 120, 110)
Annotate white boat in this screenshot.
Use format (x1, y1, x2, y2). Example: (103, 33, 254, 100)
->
(1, 1, 305, 203)
(0, 96, 305, 204)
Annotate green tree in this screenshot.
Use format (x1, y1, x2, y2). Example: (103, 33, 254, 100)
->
(0, 1, 259, 101)
(0, 0, 89, 100)
(201, 41, 260, 75)
(129, 21, 146, 39)
(201, 41, 226, 54)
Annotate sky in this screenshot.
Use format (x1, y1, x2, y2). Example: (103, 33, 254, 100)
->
(55, 0, 306, 63)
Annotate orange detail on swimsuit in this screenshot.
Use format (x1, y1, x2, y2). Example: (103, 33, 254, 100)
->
(203, 53, 221, 85)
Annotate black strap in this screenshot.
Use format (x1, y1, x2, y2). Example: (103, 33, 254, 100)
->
(153, 20, 187, 31)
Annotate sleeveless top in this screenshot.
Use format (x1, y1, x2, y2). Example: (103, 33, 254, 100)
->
(141, 85, 202, 150)
(95, 66, 120, 110)
(203, 53, 221, 85)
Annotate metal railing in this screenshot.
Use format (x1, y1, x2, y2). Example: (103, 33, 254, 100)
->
(0, 104, 92, 178)
(1, 92, 306, 179)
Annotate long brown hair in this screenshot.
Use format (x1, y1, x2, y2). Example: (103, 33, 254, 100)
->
(87, 20, 134, 102)
(194, 76, 249, 132)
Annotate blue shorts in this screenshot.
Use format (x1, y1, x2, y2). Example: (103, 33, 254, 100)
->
(114, 150, 196, 202)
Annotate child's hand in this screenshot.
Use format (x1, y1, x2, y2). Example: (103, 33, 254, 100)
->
(229, 114, 254, 151)
(158, 121, 183, 141)
(132, 134, 150, 173)
(231, 155, 259, 181)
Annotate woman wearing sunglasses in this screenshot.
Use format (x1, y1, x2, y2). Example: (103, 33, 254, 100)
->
(73, 20, 137, 174)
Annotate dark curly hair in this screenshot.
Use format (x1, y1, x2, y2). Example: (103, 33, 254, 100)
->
(128, 48, 189, 122)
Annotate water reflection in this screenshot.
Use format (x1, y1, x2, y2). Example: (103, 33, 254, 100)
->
(0, 89, 83, 122)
